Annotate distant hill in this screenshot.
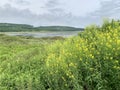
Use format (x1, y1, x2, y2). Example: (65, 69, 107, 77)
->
(0, 23, 84, 32)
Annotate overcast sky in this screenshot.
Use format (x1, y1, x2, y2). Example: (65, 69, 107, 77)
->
(0, 0, 119, 27)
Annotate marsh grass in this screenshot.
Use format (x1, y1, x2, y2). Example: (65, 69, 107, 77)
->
(0, 20, 120, 90)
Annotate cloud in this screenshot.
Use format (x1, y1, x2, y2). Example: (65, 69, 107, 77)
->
(79, 0, 120, 26)
(45, 0, 60, 8)
(0, 4, 84, 27)
(11, 0, 30, 5)
(43, 0, 65, 14)
(90, 0, 120, 18)
(0, 3, 105, 28)
(0, 4, 36, 24)
(0, 0, 119, 28)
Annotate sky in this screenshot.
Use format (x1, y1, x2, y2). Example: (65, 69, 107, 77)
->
(0, 0, 119, 27)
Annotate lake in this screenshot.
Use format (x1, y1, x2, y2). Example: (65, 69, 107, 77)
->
(0, 31, 81, 38)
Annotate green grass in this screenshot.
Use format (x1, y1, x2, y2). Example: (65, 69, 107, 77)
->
(0, 19, 120, 90)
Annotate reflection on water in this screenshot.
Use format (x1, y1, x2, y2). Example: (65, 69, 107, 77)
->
(1, 31, 81, 38)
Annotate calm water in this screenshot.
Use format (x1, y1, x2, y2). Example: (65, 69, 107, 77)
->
(1, 31, 81, 38)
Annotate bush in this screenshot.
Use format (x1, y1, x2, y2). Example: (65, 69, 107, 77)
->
(0, 20, 120, 90)
(45, 20, 120, 89)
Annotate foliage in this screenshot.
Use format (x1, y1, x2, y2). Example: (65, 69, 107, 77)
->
(0, 20, 120, 90)
(0, 23, 83, 32)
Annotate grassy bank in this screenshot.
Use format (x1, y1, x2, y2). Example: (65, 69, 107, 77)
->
(0, 20, 120, 90)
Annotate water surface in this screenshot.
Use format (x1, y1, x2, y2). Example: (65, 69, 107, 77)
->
(0, 31, 80, 38)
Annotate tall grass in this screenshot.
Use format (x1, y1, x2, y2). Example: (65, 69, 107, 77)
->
(0, 20, 120, 90)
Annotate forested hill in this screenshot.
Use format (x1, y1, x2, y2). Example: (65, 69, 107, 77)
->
(0, 23, 84, 32)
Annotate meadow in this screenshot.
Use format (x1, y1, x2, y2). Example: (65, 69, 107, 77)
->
(0, 20, 120, 90)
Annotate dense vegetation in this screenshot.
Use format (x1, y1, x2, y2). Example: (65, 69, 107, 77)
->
(0, 23, 83, 32)
(0, 20, 120, 90)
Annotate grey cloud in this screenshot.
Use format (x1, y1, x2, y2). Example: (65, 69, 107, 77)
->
(1, 0, 113, 28)
(0, 4, 37, 24)
(90, 0, 120, 18)
(80, 0, 120, 27)
(10, 0, 30, 5)
(0, 4, 88, 27)
(43, 0, 65, 14)
(1, 0, 120, 28)
(45, 0, 59, 8)
(0, 4, 33, 18)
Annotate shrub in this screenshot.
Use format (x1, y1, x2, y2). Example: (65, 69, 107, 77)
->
(0, 20, 120, 90)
